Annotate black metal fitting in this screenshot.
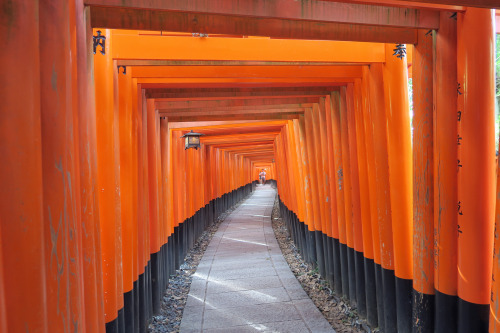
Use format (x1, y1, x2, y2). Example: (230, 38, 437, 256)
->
(117, 65, 126, 75)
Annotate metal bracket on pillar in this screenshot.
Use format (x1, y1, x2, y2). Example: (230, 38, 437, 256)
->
(450, 12, 457, 20)
(117, 65, 126, 75)
(392, 44, 406, 59)
(457, 83, 463, 95)
(425, 30, 433, 37)
(93, 30, 106, 55)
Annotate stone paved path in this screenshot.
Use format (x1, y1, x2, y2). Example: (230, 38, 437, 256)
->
(180, 184, 335, 332)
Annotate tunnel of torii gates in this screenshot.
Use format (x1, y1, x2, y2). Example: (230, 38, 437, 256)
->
(3, 1, 500, 333)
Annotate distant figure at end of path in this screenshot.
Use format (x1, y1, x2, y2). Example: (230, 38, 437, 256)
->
(259, 169, 267, 185)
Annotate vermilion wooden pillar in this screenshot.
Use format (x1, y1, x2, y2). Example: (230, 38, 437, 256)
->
(355, 76, 377, 326)
(135, 86, 149, 332)
(77, 4, 105, 332)
(383, 43, 413, 333)
(69, 2, 89, 329)
(0, 2, 46, 332)
(317, 98, 335, 289)
(457, 8, 496, 332)
(298, 115, 317, 265)
(340, 86, 356, 303)
(491, 128, 500, 333)
(286, 123, 298, 223)
(330, 91, 349, 297)
(146, 98, 162, 313)
(146, 99, 160, 255)
(40, 0, 85, 331)
(434, 11, 459, 333)
(289, 119, 309, 262)
(302, 112, 319, 266)
(293, 118, 312, 263)
(140, 91, 153, 324)
(0, 224, 6, 333)
(287, 121, 303, 224)
(113, 60, 125, 332)
(118, 68, 135, 331)
(310, 105, 327, 277)
(324, 95, 342, 294)
(304, 109, 322, 235)
(412, 28, 435, 333)
(369, 63, 397, 333)
(281, 124, 292, 214)
(160, 117, 171, 276)
(347, 83, 366, 316)
(130, 79, 140, 333)
(361, 67, 383, 328)
(94, 29, 124, 332)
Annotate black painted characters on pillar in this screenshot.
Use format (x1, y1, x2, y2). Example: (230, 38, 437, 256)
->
(392, 44, 406, 59)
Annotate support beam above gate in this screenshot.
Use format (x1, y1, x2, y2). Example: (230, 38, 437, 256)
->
(86, 0, 439, 29)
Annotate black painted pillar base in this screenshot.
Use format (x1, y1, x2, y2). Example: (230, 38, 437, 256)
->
(151, 252, 161, 314)
(322, 233, 330, 281)
(364, 258, 378, 327)
(307, 228, 317, 266)
(173, 226, 180, 270)
(355, 250, 366, 317)
(375, 263, 385, 331)
(124, 289, 134, 333)
(382, 267, 397, 333)
(412, 289, 434, 333)
(105, 317, 118, 333)
(457, 297, 489, 333)
(395, 276, 412, 333)
(133, 280, 140, 333)
(325, 236, 334, 288)
(314, 230, 325, 277)
(435, 290, 457, 333)
(347, 246, 356, 304)
(299, 220, 308, 262)
(340, 243, 349, 298)
(332, 238, 342, 294)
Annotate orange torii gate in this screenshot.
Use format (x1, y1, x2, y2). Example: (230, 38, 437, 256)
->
(1, 1, 499, 333)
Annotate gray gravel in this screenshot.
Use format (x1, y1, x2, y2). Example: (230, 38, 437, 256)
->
(270, 195, 374, 333)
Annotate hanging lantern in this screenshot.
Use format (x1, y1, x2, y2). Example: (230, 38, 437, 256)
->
(181, 130, 204, 150)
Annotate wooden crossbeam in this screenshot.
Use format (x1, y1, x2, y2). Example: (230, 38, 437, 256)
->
(86, 0, 439, 28)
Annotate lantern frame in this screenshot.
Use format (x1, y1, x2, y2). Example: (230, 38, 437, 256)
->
(181, 130, 204, 150)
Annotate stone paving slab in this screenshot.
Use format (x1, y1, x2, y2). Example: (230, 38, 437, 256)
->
(180, 184, 335, 332)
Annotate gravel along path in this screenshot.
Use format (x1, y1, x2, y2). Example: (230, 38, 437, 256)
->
(271, 195, 374, 333)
